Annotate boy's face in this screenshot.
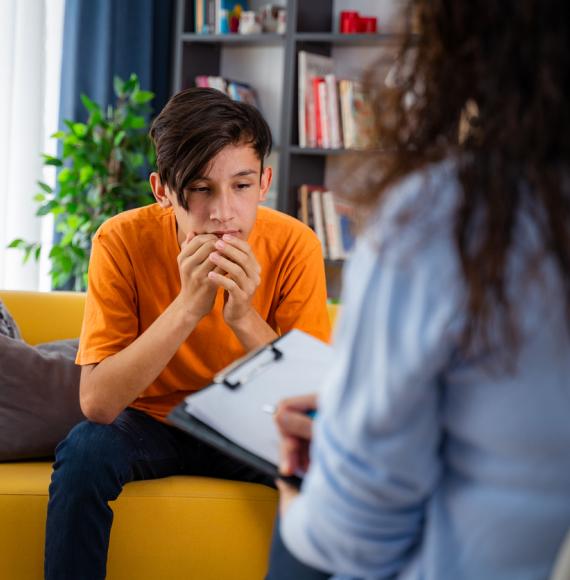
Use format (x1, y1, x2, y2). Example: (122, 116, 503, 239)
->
(150, 143, 272, 246)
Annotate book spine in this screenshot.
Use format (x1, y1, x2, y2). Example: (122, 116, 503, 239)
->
(318, 79, 330, 149)
(310, 190, 327, 258)
(297, 184, 310, 225)
(325, 74, 342, 149)
(195, 0, 204, 33)
(322, 191, 343, 260)
(340, 80, 355, 149)
(312, 77, 324, 148)
(298, 52, 307, 148)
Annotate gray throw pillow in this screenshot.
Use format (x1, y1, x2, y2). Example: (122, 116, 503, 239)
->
(0, 300, 21, 339)
(0, 336, 85, 461)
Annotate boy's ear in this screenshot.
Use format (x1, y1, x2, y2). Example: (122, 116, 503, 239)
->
(150, 172, 172, 208)
(258, 166, 273, 202)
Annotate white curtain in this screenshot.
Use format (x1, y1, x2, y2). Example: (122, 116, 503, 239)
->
(0, 0, 65, 291)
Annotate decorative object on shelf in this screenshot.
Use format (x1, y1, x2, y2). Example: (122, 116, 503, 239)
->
(8, 74, 155, 291)
(259, 4, 286, 33)
(276, 8, 287, 34)
(339, 10, 378, 34)
(239, 9, 261, 34)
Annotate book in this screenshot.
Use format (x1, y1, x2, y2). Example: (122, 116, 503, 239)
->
(226, 79, 260, 108)
(195, 0, 205, 34)
(297, 184, 311, 226)
(298, 51, 334, 148)
(310, 189, 327, 258)
(339, 79, 355, 149)
(168, 330, 333, 483)
(317, 79, 330, 148)
(334, 199, 356, 256)
(325, 74, 342, 149)
(194, 76, 260, 110)
(322, 191, 343, 260)
(352, 81, 376, 150)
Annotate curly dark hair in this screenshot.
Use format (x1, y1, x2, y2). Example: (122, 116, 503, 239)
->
(347, 0, 570, 356)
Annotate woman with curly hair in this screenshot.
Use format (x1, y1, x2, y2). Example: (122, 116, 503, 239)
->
(270, 0, 570, 578)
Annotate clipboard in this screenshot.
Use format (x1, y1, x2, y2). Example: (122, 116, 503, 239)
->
(167, 329, 332, 487)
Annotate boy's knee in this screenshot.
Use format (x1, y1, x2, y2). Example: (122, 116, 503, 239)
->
(52, 420, 130, 488)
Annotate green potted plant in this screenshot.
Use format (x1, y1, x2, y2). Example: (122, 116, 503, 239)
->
(9, 73, 155, 291)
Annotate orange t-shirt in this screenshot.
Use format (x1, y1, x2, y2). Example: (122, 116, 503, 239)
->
(77, 204, 331, 422)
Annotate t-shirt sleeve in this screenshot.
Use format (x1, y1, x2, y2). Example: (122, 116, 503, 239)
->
(274, 233, 331, 343)
(76, 227, 139, 365)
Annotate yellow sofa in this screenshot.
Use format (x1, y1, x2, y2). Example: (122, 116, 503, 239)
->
(0, 290, 339, 580)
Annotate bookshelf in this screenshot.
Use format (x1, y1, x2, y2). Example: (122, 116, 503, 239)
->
(173, 0, 404, 297)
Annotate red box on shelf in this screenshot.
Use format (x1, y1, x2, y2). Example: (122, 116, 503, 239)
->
(340, 11, 360, 34)
(359, 17, 377, 33)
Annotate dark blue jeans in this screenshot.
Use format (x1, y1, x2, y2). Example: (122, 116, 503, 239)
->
(44, 408, 272, 580)
(266, 516, 332, 580)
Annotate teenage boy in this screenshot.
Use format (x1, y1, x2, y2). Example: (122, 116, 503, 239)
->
(44, 87, 330, 579)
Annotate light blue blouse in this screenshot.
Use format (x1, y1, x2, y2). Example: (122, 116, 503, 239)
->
(281, 163, 570, 580)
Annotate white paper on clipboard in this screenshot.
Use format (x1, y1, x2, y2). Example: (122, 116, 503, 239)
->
(183, 329, 332, 466)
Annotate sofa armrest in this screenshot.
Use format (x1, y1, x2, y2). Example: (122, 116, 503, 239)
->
(0, 291, 86, 345)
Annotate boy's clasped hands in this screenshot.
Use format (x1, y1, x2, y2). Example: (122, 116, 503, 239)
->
(178, 231, 261, 325)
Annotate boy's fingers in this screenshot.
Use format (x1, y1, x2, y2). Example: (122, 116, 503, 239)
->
(215, 238, 261, 280)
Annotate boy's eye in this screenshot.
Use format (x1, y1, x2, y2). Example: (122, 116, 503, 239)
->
(189, 186, 210, 193)
(236, 183, 251, 190)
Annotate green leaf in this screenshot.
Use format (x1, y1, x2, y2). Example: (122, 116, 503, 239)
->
(71, 123, 88, 137)
(123, 115, 146, 129)
(113, 76, 125, 97)
(59, 255, 74, 274)
(34, 193, 47, 202)
(34, 246, 42, 261)
(38, 181, 53, 193)
(79, 165, 94, 185)
(7, 238, 25, 249)
(51, 130, 66, 140)
(123, 75, 139, 94)
(49, 246, 63, 258)
(114, 130, 126, 146)
(80, 94, 101, 115)
(130, 152, 144, 168)
(66, 215, 82, 230)
(42, 155, 63, 167)
(58, 167, 73, 183)
(131, 90, 154, 105)
(37, 199, 60, 217)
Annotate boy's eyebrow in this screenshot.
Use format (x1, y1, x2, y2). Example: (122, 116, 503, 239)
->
(231, 169, 258, 177)
(193, 169, 259, 182)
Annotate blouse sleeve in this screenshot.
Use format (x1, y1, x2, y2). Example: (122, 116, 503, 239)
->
(281, 170, 464, 577)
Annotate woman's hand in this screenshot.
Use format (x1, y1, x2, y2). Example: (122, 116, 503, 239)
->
(274, 393, 318, 517)
(274, 393, 318, 475)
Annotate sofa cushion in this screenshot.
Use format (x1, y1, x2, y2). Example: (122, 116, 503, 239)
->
(0, 300, 20, 339)
(0, 337, 84, 461)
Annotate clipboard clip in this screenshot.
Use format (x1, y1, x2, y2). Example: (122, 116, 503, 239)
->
(214, 342, 283, 390)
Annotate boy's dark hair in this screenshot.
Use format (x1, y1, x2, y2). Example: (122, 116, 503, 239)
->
(149, 87, 272, 210)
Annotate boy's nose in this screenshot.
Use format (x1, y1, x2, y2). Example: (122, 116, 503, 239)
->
(209, 191, 233, 222)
